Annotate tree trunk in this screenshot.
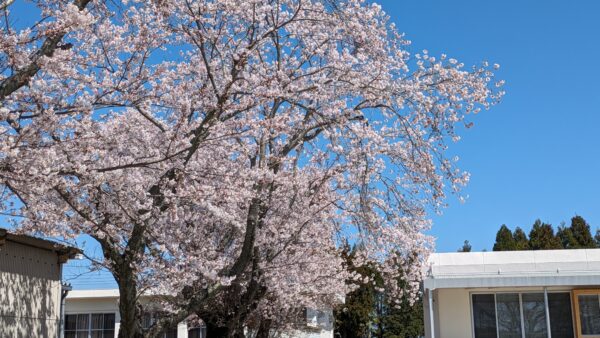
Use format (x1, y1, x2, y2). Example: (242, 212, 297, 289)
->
(205, 320, 230, 338)
(255, 319, 272, 338)
(116, 266, 144, 338)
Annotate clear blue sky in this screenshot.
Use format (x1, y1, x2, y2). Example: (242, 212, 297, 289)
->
(378, 0, 600, 252)
(47, 0, 600, 287)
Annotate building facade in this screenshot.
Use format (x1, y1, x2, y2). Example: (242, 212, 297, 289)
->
(64, 290, 334, 338)
(0, 228, 79, 338)
(423, 249, 600, 338)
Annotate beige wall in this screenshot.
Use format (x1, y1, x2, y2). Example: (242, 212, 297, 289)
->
(435, 288, 473, 338)
(0, 241, 62, 338)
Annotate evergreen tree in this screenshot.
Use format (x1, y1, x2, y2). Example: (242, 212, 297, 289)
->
(513, 227, 530, 250)
(595, 229, 600, 247)
(458, 240, 472, 252)
(569, 216, 597, 248)
(380, 292, 424, 338)
(493, 225, 516, 251)
(528, 220, 562, 250)
(334, 245, 379, 338)
(372, 255, 424, 338)
(557, 224, 578, 249)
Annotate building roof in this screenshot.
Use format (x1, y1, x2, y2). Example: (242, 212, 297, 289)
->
(0, 228, 81, 263)
(67, 289, 120, 299)
(424, 249, 600, 290)
(66, 289, 170, 300)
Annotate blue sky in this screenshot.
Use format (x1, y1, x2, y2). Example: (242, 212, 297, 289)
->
(377, 0, 600, 252)
(27, 0, 600, 287)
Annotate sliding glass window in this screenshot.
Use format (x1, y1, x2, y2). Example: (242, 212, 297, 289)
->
(472, 292, 574, 338)
(522, 293, 547, 338)
(497, 293, 522, 338)
(473, 294, 497, 338)
(547, 293, 574, 338)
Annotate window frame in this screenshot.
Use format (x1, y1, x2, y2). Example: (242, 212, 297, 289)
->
(469, 290, 576, 338)
(572, 289, 600, 338)
(64, 312, 116, 338)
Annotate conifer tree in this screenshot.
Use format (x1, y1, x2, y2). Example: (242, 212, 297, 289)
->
(334, 245, 379, 338)
(513, 227, 530, 250)
(569, 216, 597, 248)
(529, 220, 562, 250)
(493, 225, 517, 251)
(335, 245, 424, 338)
(380, 291, 424, 338)
(458, 240, 472, 252)
(557, 224, 578, 249)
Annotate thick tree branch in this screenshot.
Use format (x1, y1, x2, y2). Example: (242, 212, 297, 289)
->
(0, 0, 92, 102)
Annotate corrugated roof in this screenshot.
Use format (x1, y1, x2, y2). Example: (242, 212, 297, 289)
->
(0, 228, 81, 263)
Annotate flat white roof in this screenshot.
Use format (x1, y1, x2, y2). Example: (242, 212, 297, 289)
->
(424, 249, 600, 289)
(67, 289, 120, 299)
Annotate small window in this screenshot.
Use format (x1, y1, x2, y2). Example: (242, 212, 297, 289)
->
(189, 324, 207, 338)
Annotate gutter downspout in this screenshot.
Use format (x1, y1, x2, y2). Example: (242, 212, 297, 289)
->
(428, 288, 435, 338)
(544, 287, 551, 338)
(59, 283, 72, 338)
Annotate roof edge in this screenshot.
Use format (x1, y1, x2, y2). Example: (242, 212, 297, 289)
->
(0, 228, 82, 262)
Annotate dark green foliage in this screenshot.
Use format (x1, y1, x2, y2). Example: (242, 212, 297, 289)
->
(334, 245, 379, 338)
(528, 220, 562, 250)
(513, 227, 530, 250)
(492, 216, 599, 252)
(569, 216, 596, 248)
(334, 245, 423, 338)
(458, 240, 472, 252)
(557, 224, 578, 249)
(493, 225, 516, 251)
(379, 293, 424, 338)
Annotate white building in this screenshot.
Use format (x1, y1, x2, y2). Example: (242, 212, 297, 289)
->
(65, 289, 202, 338)
(423, 249, 600, 338)
(64, 290, 334, 338)
(0, 228, 79, 338)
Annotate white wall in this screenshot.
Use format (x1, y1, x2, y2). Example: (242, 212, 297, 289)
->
(65, 296, 333, 338)
(65, 297, 193, 338)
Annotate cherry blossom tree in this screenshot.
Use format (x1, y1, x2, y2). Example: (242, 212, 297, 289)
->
(0, 0, 503, 337)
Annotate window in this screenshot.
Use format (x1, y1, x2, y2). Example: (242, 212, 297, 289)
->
(141, 312, 178, 338)
(472, 294, 497, 338)
(188, 324, 207, 338)
(548, 293, 574, 338)
(305, 308, 333, 330)
(521, 293, 547, 338)
(573, 290, 600, 338)
(496, 293, 522, 338)
(472, 292, 574, 338)
(65, 313, 115, 338)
